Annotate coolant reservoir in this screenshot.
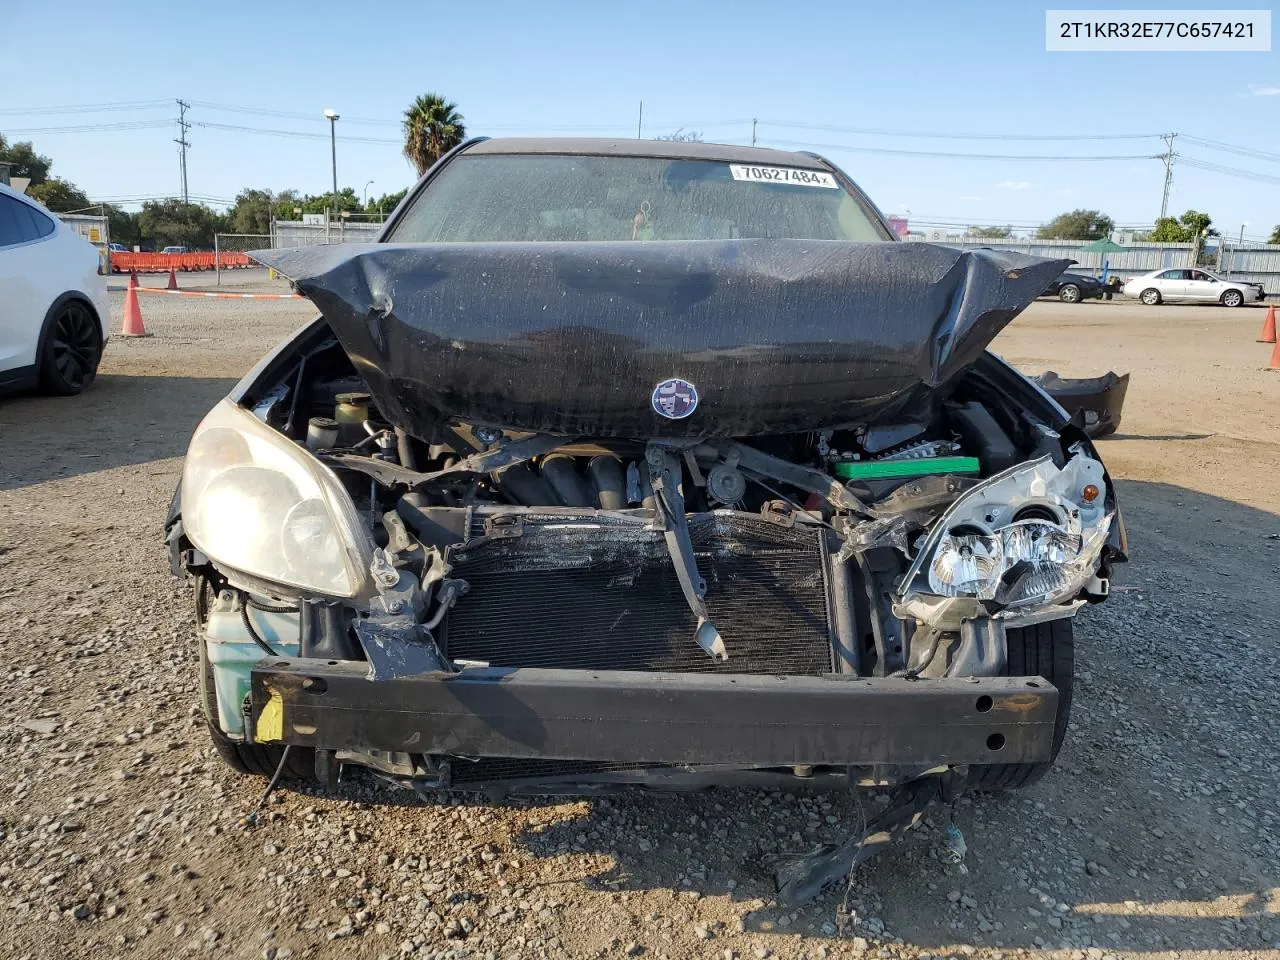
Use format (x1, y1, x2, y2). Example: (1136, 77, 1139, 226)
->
(204, 591, 300, 738)
(334, 391, 371, 445)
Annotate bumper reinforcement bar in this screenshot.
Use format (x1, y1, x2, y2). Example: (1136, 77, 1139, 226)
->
(249, 659, 1058, 767)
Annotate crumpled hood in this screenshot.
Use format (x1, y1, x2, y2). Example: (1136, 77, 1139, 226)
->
(251, 240, 1069, 438)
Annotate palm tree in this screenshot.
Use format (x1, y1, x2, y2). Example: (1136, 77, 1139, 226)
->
(402, 94, 466, 176)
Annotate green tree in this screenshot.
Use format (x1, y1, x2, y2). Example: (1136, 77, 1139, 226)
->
(104, 204, 141, 249)
(26, 178, 90, 212)
(228, 188, 277, 234)
(1146, 209, 1217, 243)
(138, 199, 221, 250)
(369, 187, 408, 217)
(299, 187, 361, 215)
(1035, 209, 1114, 240)
(968, 224, 1013, 239)
(1270, 224, 1280, 244)
(0, 134, 53, 186)
(402, 94, 466, 176)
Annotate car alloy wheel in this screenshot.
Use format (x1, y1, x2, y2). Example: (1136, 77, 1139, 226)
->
(1140, 288, 1161, 306)
(46, 301, 102, 393)
(1058, 284, 1081, 303)
(1221, 290, 1243, 308)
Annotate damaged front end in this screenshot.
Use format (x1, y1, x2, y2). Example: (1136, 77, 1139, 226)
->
(167, 238, 1125, 899)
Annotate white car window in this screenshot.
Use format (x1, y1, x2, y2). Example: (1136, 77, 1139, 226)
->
(0, 195, 55, 247)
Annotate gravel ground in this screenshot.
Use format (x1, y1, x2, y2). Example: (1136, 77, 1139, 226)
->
(0, 290, 1277, 960)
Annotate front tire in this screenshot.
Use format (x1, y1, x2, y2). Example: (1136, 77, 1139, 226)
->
(1140, 288, 1162, 306)
(1058, 283, 1082, 304)
(39, 299, 103, 395)
(970, 619, 1074, 792)
(1221, 289, 1244, 307)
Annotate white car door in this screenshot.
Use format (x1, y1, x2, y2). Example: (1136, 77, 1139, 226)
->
(1153, 268, 1190, 299)
(1184, 270, 1219, 300)
(0, 192, 59, 378)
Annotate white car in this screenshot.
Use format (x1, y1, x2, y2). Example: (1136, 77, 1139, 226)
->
(1123, 267, 1265, 307)
(0, 182, 109, 395)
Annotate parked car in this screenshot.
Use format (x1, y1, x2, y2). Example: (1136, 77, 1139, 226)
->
(1042, 270, 1103, 303)
(165, 139, 1125, 895)
(108, 242, 128, 253)
(162, 245, 190, 255)
(0, 182, 109, 396)
(1123, 267, 1265, 306)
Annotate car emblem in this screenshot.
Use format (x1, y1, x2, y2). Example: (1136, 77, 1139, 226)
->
(651, 377, 699, 420)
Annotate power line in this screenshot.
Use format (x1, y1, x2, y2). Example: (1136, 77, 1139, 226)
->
(194, 120, 402, 144)
(188, 100, 397, 127)
(1176, 154, 1280, 186)
(758, 120, 1165, 142)
(1, 120, 172, 134)
(1179, 134, 1280, 165)
(757, 137, 1161, 162)
(0, 99, 171, 116)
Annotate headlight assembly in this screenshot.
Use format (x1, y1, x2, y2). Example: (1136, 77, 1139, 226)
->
(182, 399, 374, 598)
(897, 452, 1112, 623)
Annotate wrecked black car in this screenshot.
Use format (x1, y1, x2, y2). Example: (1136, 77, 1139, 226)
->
(167, 139, 1125, 893)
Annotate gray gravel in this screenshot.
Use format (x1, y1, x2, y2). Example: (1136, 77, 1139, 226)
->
(0, 292, 1277, 959)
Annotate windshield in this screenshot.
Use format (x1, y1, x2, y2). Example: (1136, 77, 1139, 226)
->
(389, 154, 890, 243)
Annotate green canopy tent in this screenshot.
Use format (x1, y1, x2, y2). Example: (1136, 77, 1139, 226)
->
(1080, 237, 1125, 284)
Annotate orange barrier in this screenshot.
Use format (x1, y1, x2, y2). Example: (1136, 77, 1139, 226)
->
(109, 251, 255, 273)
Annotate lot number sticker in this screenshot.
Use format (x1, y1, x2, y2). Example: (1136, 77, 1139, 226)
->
(729, 164, 837, 188)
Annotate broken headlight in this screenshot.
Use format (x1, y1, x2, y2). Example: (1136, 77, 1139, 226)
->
(899, 452, 1112, 615)
(181, 399, 374, 598)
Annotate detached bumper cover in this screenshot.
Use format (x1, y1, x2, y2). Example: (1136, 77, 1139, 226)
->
(249, 659, 1059, 767)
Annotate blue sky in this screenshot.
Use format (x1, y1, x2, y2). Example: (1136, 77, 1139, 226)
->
(1, 0, 1276, 237)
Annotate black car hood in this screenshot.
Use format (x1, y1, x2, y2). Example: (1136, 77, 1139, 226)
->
(252, 241, 1068, 438)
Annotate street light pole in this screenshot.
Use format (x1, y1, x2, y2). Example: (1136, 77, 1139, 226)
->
(363, 180, 374, 210)
(324, 108, 340, 241)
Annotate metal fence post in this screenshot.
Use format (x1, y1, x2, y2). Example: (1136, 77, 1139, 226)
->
(215, 233, 221, 286)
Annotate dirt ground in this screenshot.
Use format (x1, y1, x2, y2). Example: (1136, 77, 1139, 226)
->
(1, 281, 1277, 960)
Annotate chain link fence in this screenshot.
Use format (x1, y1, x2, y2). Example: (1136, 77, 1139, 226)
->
(213, 233, 273, 285)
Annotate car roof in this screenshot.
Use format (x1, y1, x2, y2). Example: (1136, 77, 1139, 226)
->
(462, 137, 831, 170)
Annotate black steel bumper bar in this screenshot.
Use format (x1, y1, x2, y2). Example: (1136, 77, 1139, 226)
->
(248, 658, 1058, 766)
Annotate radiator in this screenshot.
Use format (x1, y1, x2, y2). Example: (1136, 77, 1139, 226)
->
(442, 511, 835, 676)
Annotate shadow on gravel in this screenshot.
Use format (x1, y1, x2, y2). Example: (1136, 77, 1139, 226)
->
(0, 374, 236, 490)
(246, 479, 1278, 955)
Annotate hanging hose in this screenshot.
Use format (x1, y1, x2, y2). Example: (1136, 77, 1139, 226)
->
(239, 592, 282, 657)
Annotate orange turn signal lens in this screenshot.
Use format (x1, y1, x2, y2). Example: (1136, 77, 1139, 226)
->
(1081, 483, 1100, 503)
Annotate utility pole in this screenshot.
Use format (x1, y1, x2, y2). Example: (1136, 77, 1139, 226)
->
(175, 99, 191, 204)
(1158, 132, 1176, 221)
(637, 101, 643, 139)
(324, 109, 340, 242)
(751, 119, 757, 147)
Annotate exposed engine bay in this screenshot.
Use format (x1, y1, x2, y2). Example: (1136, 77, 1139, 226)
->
(169, 238, 1125, 807)
(180, 328, 1119, 754)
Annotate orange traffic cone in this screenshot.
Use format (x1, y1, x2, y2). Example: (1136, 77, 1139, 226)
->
(128, 269, 138, 288)
(120, 283, 151, 338)
(1257, 303, 1276, 343)
(1269, 338, 1280, 372)
(166, 267, 178, 290)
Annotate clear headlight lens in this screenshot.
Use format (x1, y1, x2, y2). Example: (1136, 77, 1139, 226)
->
(182, 399, 373, 597)
(928, 533, 1002, 599)
(1001, 520, 1082, 566)
(998, 518, 1110, 607)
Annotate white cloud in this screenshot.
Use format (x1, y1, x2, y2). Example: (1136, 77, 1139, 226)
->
(1248, 84, 1280, 96)
(994, 180, 1031, 190)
